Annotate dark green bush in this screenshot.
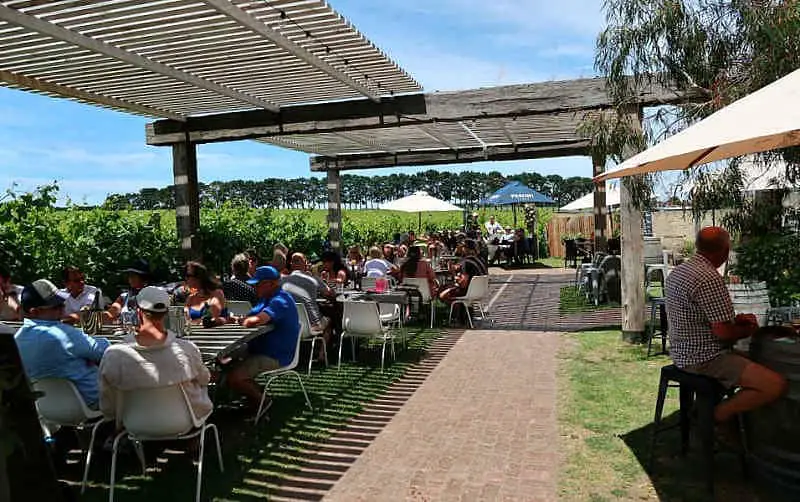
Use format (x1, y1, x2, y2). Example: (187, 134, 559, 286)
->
(733, 233, 800, 306)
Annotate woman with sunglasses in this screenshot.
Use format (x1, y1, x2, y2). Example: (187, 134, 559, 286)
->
(184, 261, 228, 326)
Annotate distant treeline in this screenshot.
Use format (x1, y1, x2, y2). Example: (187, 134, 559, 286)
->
(102, 170, 593, 210)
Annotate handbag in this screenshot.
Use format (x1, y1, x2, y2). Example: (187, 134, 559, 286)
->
(79, 289, 104, 336)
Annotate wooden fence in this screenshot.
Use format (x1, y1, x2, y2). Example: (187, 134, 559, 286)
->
(547, 214, 615, 258)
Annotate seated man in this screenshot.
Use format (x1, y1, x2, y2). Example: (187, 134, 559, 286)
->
(99, 286, 212, 423)
(282, 253, 334, 358)
(666, 227, 787, 429)
(14, 279, 109, 407)
(60, 265, 102, 325)
(228, 266, 300, 409)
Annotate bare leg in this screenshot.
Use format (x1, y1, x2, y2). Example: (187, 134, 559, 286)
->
(226, 367, 262, 404)
(715, 362, 788, 422)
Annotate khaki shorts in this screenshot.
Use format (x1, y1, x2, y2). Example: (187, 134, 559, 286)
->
(235, 354, 282, 378)
(683, 352, 752, 388)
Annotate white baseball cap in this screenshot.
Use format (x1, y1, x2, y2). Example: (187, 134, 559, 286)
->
(135, 286, 170, 313)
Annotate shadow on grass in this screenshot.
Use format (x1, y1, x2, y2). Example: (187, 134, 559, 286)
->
(70, 328, 462, 501)
(620, 411, 763, 502)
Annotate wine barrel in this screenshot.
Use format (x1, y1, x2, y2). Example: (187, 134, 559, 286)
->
(748, 332, 800, 500)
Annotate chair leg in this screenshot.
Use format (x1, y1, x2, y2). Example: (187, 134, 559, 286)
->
(648, 371, 670, 472)
(207, 423, 224, 472)
(291, 371, 313, 410)
(679, 385, 694, 455)
(108, 431, 127, 502)
(337, 332, 346, 372)
(254, 382, 272, 424)
(195, 425, 207, 502)
(308, 338, 317, 376)
(321, 338, 329, 368)
(430, 301, 435, 329)
(448, 303, 455, 325)
(380, 339, 387, 372)
(464, 303, 474, 329)
(82, 419, 105, 493)
(133, 440, 146, 475)
(698, 394, 716, 494)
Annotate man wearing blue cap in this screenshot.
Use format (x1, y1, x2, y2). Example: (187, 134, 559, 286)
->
(227, 266, 300, 408)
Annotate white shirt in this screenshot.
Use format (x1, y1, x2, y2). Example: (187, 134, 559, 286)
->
(485, 221, 503, 235)
(61, 285, 101, 315)
(364, 258, 393, 278)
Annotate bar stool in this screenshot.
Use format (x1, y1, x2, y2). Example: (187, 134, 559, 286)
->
(650, 364, 744, 494)
(647, 298, 668, 357)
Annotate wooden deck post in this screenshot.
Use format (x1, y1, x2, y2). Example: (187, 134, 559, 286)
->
(327, 169, 343, 253)
(172, 139, 201, 259)
(592, 151, 608, 253)
(620, 109, 645, 342)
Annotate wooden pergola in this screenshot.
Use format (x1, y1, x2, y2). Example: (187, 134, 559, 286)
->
(1, 0, 690, 339)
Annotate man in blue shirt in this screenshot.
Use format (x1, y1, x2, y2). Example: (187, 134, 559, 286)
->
(14, 279, 109, 407)
(227, 266, 300, 408)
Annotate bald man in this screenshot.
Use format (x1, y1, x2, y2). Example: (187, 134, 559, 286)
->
(665, 227, 787, 426)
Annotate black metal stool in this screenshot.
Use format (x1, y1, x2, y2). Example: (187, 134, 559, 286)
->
(647, 298, 668, 357)
(650, 364, 741, 493)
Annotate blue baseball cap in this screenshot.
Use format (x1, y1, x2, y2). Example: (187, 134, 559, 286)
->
(247, 265, 280, 284)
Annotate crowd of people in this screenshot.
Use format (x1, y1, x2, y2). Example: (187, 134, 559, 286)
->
(2, 226, 497, 422)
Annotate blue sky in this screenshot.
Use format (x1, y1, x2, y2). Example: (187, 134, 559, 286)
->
(1, 0, 615, 205)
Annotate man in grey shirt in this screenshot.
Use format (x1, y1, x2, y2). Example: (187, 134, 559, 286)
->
(665, 227, 786, 425)
(282, 253, 333, 334)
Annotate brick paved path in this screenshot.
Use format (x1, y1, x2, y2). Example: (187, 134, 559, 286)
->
(485, 269, 623, 331)
(323, 330, 559, 502)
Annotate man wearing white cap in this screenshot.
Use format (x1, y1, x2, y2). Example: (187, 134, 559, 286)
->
(14, 279, 110, 407)
(99, 286, 212, 422)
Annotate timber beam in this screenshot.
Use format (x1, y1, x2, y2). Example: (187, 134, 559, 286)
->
(310, 139, 590, 171)
(147, 76, 696, 145)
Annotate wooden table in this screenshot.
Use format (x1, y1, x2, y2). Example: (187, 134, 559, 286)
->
(0, 321, 271, 366)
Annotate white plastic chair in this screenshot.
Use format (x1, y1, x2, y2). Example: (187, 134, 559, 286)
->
(340, 300, 396, 372)
(226, 300, 252, 316)
(402, 277, 436, 328)
(108, 384, 223, 502)
(32, 378, 106, 494)
(448, 275, 491, 328)
(254, 325, 313, 424)
(296, 302, 328, 375)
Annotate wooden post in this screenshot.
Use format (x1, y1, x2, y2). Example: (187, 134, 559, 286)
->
(592, 151, 608, 253)
(620, 108, 646, 342)
(327, 169, 343, 253)
(172, 140, 201, 259)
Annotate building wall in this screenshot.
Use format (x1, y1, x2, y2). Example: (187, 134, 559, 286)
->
(547, 208, 728, 258)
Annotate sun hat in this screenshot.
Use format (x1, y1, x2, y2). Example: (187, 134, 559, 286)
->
(247, 266, 280, 285)
(121, 258, 152, 277)
(20, 279, 68, 311)
(135, 286, 170, 313)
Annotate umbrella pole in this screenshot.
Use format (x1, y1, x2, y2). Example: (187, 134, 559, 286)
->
(418, 212, 422, 232)
(513, 203, 517, 227)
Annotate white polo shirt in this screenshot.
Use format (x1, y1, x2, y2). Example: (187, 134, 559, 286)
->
(61, 284, 101, 315)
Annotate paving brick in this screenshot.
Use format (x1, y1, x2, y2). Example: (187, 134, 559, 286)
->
(323, 330, 560, 501)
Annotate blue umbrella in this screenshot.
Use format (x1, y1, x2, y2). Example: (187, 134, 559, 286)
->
(480, 182, 555, 226)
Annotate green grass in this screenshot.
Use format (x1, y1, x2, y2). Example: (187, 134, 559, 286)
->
(558, 331, 757, 501)
(70, 328, 444, 501)
(559, 286, 619, 314)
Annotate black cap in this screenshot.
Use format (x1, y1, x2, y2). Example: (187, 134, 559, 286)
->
(121, 258, 152, 277)
(21, 279, 68, 311)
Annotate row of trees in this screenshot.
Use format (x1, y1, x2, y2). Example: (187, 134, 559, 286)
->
(102, 171, 594, 210)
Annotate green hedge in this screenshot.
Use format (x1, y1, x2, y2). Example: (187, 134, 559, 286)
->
(733, 233, 800, 306)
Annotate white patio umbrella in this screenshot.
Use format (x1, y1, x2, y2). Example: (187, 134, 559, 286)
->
(560, 183, 621, 211)
(596, 68, 800, 182)
(379, 191, 462, 231)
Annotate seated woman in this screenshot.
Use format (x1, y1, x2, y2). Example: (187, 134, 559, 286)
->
(363, 246, 396, 278)
(183, 261, 228, 326)
(319, 251, 349, 287)
(399, 246, 437, 298)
